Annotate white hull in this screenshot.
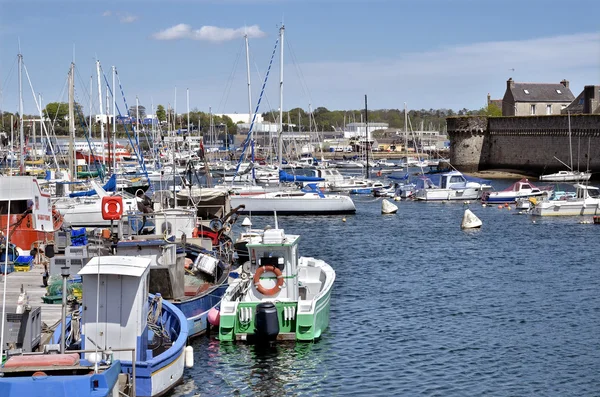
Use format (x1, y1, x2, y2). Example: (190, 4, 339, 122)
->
(539, 172, 591, 182)
(230, 193, 356, 215)
(55, 197, 138, 226)
(531, 199, 600, 216)
(415, 187, 482, 201)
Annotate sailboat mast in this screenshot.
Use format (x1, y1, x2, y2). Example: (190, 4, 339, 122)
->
(112, 66, 117, 171)
(18, 53, 24, 175)
(96, 60, 105, 166)
(278, 24, 285, 174)
(186, 88, 190, 134)
(568, 111, 573, 171)
(404, 102, 408, 159)
(365, 94, 369, 179)
(68, 62, 75, 180)
(245, 34, 252, 123)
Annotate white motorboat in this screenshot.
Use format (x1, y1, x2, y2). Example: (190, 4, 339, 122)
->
(531, 184, 600, 216)
(413, 171, 491, 201)
(482, 178, 551, 204)
(538, 170, 591, 182)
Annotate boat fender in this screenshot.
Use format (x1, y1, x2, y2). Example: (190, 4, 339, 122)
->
(208, 307, 220, 326)
(185, 346, 194, 368)
(254, 266, 284, 296)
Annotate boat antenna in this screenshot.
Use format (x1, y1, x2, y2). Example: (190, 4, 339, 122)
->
(274, 211, 279, 229)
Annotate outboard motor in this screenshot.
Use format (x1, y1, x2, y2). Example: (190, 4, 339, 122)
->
(255, 302, 279, 342)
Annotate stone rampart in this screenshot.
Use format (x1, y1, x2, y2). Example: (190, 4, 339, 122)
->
(447, 115, 600, 175)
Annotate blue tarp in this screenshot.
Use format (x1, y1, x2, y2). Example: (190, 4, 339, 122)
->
(69, 174, 117, 197)
(279, 170, 324, 183)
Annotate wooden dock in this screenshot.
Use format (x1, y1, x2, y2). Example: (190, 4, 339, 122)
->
(1, 264, 63, 329)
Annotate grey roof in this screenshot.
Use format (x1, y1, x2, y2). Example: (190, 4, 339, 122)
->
(511, 83, 575, 102)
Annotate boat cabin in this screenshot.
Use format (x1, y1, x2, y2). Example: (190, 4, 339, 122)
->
(574, 184, 600, 199)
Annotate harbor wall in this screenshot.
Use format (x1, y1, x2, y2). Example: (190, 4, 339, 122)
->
(447, 114, 600, 175)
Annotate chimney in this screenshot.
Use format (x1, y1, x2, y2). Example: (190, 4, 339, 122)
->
(560, 79, 569, 89)
(507, 77, 515, 90)
(487, 93, 491, 105)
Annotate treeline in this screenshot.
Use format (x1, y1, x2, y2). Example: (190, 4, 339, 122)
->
(261, 104, 501, 132)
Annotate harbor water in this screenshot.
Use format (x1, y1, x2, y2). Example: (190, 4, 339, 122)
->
(170, 182, 600, 396)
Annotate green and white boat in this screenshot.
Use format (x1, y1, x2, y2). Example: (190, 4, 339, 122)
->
(218, 227, 335, 342)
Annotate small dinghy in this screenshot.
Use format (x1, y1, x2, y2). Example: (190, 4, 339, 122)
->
(461, 209, 482, 229)
(381, 199, 398, 214)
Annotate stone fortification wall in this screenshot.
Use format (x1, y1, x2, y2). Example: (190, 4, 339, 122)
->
(448, 115, 600, 175)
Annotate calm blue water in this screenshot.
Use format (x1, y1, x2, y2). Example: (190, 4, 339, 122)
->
(170, 180, 600, 396)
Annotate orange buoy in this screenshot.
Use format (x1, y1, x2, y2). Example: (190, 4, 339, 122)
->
(497, 205, 503, 209)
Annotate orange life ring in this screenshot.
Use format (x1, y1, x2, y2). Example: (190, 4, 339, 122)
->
(253, 265, 284, 296)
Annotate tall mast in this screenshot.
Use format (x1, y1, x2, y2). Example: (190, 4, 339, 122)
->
(278, 24, 285, 174)
(245, 34, 252, 123)
(89, 76, 93, 141)
(135, 95, 140, 150)
(568, 110, 573, 171)
(112, 66, 116, 171)
(186, 88, 190, 135)
(68, 62, 75, 180)
(365, 94, 369, 179)
(18, 53, 24, 175)
(404, 102, 408, 159)
(96, 60, 105, 165)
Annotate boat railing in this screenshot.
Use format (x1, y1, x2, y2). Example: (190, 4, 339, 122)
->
(13, 347, 137, 397)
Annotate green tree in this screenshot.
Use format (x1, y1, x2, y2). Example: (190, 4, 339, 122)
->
(479, 103, 502, 117)
(43, 102, 69, 126)
(156, 104, 166, 122)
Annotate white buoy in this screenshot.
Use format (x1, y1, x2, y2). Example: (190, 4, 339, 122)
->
(461, 209, 482, 229)
(241, 217, 252, 227)
(381, 199, 398, 214)
(185, 346, 194, 368)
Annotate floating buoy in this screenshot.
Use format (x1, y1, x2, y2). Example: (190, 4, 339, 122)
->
(461, 209, 482, 229)
(497, 205, 503, 209)
(394, 196, 400, 202)
(342, 217, 346, 222)
(208, 307, 220, 326)
(482, 203, 487, 207)
(185, 346, 194, 368)
(504, 202, 509, 208)
(381, 199, 398, 214)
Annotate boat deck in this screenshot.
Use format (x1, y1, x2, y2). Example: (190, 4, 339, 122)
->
(1, 264, 63, 329)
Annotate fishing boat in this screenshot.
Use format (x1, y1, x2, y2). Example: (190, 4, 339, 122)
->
(0, 353, 123, 397)
(219, 225, 335, 342)
(56, 256, 189, 397)
(413, 171, 491, 201)
(531, 184, 600, 216)
(0, 176, 63, 252)
(482, 178, 551, 204)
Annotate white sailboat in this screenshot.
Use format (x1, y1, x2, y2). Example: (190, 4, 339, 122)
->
(230, 25, 356, 215)
(539, 112, 591, 182)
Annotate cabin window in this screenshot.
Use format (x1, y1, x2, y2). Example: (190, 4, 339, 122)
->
(530, 105, 536, 115)
(0, 200, 29, 215)
(449, 176, 465, 183)
(546, 105, 552, 115)
(588, 189, 600, 199)
(522, 184, 531, 190)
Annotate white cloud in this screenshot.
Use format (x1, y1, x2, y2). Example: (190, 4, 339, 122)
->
(120, 15, 138, 24)
(152, 24, 266, 42)
(101, 11, 138, 24)
(282, 32, 600, 110)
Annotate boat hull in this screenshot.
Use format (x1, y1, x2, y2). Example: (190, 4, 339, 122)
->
(0, 212, 62, 252)
(230, 195, 356, 215)
(174, 282, 229, 338)
(531, 200, 600, 216)
(414, 188, 481, 201)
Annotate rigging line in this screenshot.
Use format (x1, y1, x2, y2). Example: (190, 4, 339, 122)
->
(1, 55, 18, 96)
(73, 88, 105, 181)
(104, 70, 153, 193)
(217, 39, 245, 114)
(252, 60, 276, 126)
(286, 38, 313, 105)
(21, 62, 61, 171)
(232, 35, 280, 183)
(73, 67, 99, 115)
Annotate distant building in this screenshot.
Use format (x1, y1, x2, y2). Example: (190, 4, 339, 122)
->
(343, 122, 388, 140)
(562, 85, 600, 114)
(502, 78, 575, 116)
(486, 93, 503, 110)
(215, 113, 262, 124)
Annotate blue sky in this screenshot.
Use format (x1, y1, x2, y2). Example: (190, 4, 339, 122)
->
(1, 0, 599, 117)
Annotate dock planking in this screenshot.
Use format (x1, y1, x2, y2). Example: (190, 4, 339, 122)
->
(0, 264, 63, 328)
